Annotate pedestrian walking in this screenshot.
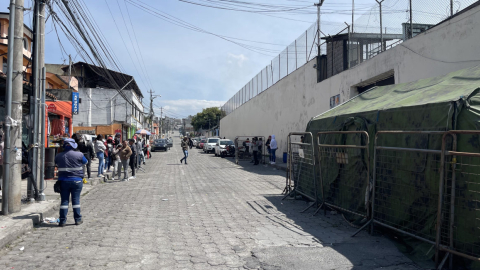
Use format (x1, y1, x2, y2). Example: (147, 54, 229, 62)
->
(188, 137, 193, 149)
(118, 141, 132, 181)
(77, 134, 93, 179)
(94, 135, 106, 177)
(270, 135, 278, 164)
(55, 138, 88, 227)
(180, 136, 189, 165)
(128, 139, 137, 179)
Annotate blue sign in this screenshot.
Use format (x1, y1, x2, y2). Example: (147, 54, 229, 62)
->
(72, 92, 79, 115)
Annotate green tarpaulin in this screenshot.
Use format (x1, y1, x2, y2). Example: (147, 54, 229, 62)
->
(304, 66, 480, 268)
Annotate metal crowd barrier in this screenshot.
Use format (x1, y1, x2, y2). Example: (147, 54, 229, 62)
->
(282, 132, 318, 213)
(435, 130, 480, 269)
(370, 131, 451, 248)
(315, 131, 370, 236)
(234, 136, 266, 165)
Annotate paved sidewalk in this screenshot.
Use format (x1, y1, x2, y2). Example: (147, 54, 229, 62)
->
(0, 136, 425, 269)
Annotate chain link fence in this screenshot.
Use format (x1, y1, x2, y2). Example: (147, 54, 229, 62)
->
(222, 0, 479, 116)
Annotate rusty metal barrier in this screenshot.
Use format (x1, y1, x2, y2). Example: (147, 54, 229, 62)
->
(282, 132, 318, 213)
(234, 136, 266, 165)
(435, 130, 480, 269)
(315, 131, 370, 236)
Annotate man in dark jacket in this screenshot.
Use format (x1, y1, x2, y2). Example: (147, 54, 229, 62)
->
(77, 134, 93, 179)
(55, 138, 88, 227)
(128, 139, 136, 179)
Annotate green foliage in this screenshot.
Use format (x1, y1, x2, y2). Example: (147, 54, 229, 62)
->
(191, 107, 222, 131)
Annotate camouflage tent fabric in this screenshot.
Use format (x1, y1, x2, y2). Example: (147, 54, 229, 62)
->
(304, 66, 480, 266)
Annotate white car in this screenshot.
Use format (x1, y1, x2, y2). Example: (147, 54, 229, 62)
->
(215, 139, 233, 157)
(203, 137, 220, 153)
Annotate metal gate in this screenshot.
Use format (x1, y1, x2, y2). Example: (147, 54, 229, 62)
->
(234, 136, 266, 165)
(283, 132, 318, 212)
(316, 131, 370, 235)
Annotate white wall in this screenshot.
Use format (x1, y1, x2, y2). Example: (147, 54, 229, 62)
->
(74, 88, 145, 127)
(220, 4, 480, 157)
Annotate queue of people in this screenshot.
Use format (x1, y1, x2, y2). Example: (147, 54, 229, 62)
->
(54, 134, 152, 226)
(241, 134, 277, 165)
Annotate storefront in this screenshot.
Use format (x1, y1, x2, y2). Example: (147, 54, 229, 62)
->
(45, 101, 72, 147)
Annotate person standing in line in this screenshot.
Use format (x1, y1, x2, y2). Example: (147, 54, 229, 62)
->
(252, 137, 259, 165)
(266, 136, 271, 162)
(94, 135, 106, 177)
(118, 141, 132, 181)
(55, 138, 88, 227)
(180, 136, 189, 165)
(257, 137, 263, 165)
(136, 138, 145, 168)
(106, 137, 114, 172)
(78, 134, 93, 179)
(270, 135, 278, 164)
(128, 139, 137, 179)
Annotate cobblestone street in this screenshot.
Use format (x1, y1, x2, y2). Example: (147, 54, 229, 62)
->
(0, 137, 423, 269)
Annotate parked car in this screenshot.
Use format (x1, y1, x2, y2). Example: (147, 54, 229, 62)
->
(192, 138, 199, 147)
(166, 138, 173, 148)
(197, 139, 206, 149)
(214, 139, 234, 157)
(152, 139, 168, 152)
(204, 137, 220, 153)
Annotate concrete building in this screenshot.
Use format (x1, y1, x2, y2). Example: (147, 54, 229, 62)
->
(46, 62, 146, 139)
(220, 2, 480, 157)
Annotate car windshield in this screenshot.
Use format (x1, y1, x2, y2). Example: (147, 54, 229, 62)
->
(155, 140, 166, 144)
(220, 141, 233, 145)
(201, 139, 206, 143)
(208, 139, 219, 143)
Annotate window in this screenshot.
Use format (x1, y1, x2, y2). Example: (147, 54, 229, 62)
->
(23, 38, 28, 51)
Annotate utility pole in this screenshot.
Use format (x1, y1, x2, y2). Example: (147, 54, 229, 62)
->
(409, 0, 413, 39)
(37, 0, 46, 201)
(314, 0, 325, 81)
(159, 107, 163, 138)
(4, 0, 25, 214)
(450, 0, 453, 16)
(352, 0, 354, 33)
(376, 0, 385, 51)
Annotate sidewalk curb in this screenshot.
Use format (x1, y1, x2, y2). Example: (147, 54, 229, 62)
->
(0, 176, 102, 249)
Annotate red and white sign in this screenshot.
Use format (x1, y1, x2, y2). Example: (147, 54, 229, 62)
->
(47, 104, 56, 113)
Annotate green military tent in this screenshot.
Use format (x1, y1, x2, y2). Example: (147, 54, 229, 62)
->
(303, 66, 480, 267)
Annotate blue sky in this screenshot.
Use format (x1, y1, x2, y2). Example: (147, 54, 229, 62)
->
(3, 0, 466, 118)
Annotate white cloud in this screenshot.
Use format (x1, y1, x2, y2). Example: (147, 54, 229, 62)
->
(228, 53, 248, 67)
(154, 99, 225, 118)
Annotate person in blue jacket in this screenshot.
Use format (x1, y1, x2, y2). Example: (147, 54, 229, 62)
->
(55, 138, 88, 227)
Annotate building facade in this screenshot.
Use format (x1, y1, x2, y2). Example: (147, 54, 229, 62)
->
(220, 2, 480, 156)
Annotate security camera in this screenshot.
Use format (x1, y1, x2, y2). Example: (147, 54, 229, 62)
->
(313, 64, 317, 69)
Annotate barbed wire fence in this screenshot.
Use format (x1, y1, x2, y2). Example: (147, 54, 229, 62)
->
(222, 0, 479, 116)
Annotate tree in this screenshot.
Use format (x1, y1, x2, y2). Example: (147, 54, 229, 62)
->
(191, 107, 222, 131)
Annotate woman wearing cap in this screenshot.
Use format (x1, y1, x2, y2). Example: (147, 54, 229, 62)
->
(55, 138, 88, 227)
